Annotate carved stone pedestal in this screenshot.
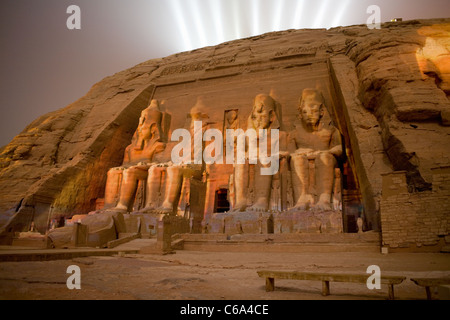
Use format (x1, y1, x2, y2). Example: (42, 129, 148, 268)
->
(274, 210, 343, 234)
(207, 210, 343, 235)
(208, 211, 275, 235)
(124, 212, 190, 237)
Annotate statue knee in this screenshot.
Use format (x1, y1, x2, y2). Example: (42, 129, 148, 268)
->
(148, 165, 159, 175)
(124, 166, 138, 176)
(291, 153, 307, 165)
(318, 152, 336, 166)
(166, 165, 180, 176)
(107, 167, 124, 176)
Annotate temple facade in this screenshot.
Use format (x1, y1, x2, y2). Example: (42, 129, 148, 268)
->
(0, 19, 449, 252)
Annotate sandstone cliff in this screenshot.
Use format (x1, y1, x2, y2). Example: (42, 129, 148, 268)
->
(0, 18, 449, 236)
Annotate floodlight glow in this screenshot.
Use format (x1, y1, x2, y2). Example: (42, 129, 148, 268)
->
(273, 0, 286, 31)
(167, 0, 350, 52)
(231, 0, 242, 39)
(191, 0, 208, 48)
(331, 0, 350, 28)
(252, 0, 260, 36)
(313, 0, 329, 29)
(210, 0, 225, 44)
(292, 0, 305, 29)
(169, 0, 193, 51)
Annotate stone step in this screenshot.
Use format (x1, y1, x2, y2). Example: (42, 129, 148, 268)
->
(114, 238, 157, 251)
(178, 232, 381, 243)
(175, 232, 381, 253)
(181, 241, 380, 253)
(0, 247, 140, 262)
(11, 238, 47, 249)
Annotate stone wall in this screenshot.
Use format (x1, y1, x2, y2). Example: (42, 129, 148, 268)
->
(380, 167, 450, 251)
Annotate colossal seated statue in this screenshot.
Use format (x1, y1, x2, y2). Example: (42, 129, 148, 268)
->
(103, 99, 170, 212)
(147, 99, 210, 216)
(230, 94, 288, 213)
(288, 89, 343, 211)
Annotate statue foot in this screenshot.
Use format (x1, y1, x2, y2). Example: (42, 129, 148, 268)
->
(248, 203, 269, 212)
(314, 201, 332, 212)
(293, 194, 313, 211)
(314, 194, 332, 211)
(155, 205, 174, 215)
(293, 202, 308, 210)
(109, 204, 128, 213)
(140, 206, 156, 213)
(229, 203, 247, 213)
(332, 200, 342, 211)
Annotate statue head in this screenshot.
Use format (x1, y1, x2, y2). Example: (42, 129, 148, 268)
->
(135, 99, 163, 149)
(298, 89, 325, 129)
(249, 94, 280, 130)
(190, 97, 210, 123)
(226, 110, 238, 126)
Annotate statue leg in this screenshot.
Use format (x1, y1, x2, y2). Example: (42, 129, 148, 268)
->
(280, 157, 289, 211)
(232, 163, 248, 212)
(115, 166, 148, 212)
(315, 152, 337, 211)
(291, 154, 313, 210)
(333, 168, 342, 211)
(104, 168, 124, 208)
(249, 162, 273, 212)
(228, 174, 236, 210)
(158, 165, 183, 215)
(142, 165, 163, 212)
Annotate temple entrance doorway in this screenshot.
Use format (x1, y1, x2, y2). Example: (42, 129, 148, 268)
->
(214, 189, 230, 213)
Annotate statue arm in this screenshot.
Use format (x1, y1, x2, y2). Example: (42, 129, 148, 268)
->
(278, 131, 290, 158)
(287, 129, 316, 156)
(122, 145, 131, 165)
(287, 132, 298, 154)
(329, 128, 343, 157)
(148, 141, 166, 160)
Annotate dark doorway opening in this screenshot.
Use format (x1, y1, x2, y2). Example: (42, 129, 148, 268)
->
(342, 162, 363, 233)
(214, 189, 230, 213)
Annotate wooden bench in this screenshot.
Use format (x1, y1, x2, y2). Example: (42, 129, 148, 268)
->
(257, 270, 406, 300)
(410, 277, 450, 300)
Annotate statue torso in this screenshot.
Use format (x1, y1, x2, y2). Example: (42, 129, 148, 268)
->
(290, 122, 336, 152)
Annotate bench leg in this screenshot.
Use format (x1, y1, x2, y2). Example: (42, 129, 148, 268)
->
(388, 285, 395, 300)
(322, 281, 330, 296)
(266, 277, 275, 292)
(425, 287, 432, 300)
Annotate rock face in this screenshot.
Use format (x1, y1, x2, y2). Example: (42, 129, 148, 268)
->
(0, 19, 449, 245)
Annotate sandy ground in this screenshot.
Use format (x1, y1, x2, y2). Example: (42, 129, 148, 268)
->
(0, 245, 449, 301)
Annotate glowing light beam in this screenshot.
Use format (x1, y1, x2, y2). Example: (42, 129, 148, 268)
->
(331, 0, 350, 28)
(252, 0, 260, 36)
(293, 0, 306, 29)
(210, 0, 225, 44)
(231, 0, 242, 39)
(190, 0, 208, 48)
(273, 0, 286, 31)
(313, 0, 330, 29)
(169, 0, 193, 51)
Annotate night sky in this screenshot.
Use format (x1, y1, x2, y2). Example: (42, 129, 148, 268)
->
(1, 0, 449, 147)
